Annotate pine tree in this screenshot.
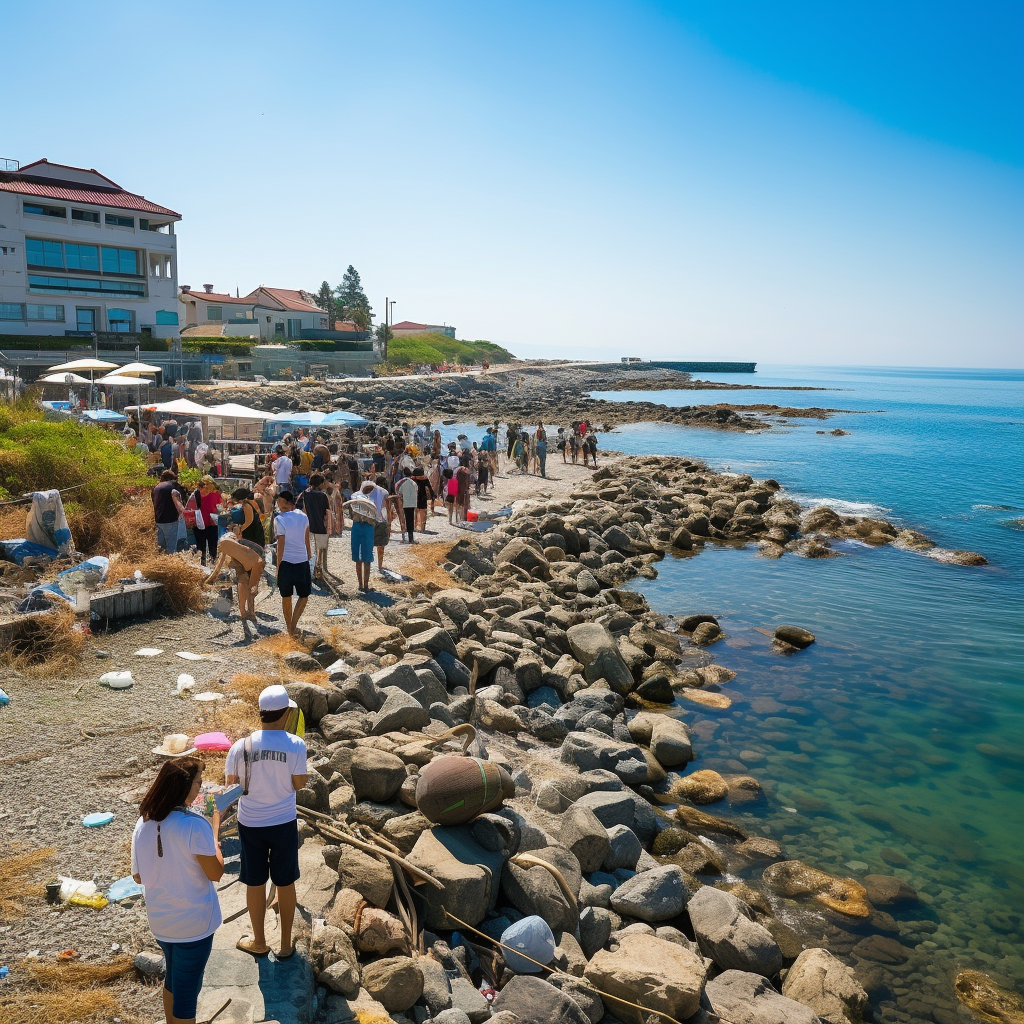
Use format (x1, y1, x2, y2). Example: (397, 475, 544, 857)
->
(313, 280, 336, 323)
(333, 265, 373, 324)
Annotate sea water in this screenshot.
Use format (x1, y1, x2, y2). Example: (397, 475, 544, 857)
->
(592, 366, 1024, 1019)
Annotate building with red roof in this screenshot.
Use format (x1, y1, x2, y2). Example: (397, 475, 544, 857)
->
(391, 320, 456, 338)
(178, 283, 335, 340)
(0, 159, 181, 339)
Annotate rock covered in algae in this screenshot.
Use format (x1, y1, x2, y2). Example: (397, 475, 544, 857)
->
(762, 860, 872, 917)
(954, 970, 1024, 1024)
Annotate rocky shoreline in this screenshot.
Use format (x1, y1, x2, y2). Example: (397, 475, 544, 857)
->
(200, 362, 853, 432)
(250, 454, 997, 1024)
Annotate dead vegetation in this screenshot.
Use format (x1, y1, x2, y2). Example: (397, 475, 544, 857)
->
(67, 499, 155, 560)
(0, 846, 54, 921)
(0, 957, 135, 1024)
(0, 605, 87, 673)
(108, 552, 208, 614)
(400, 540, 460, 587)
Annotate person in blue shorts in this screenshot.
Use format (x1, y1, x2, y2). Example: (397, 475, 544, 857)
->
(343, 480, 379, 592)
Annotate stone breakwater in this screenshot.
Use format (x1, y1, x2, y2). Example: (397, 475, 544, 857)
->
(203, 362, 847, 432)
(270, 455, 996, 1024)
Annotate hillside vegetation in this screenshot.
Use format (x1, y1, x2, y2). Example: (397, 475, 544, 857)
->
(386, 333, 515, 367)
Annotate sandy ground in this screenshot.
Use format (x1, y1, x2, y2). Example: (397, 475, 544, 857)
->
(0, 450, 605, 1019)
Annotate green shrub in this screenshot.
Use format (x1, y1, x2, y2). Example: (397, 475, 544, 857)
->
(0, 403, 150, 507)
(182, 338, 254, 355)
(0, 335, 168, 351)
(387, 333, 515, 367)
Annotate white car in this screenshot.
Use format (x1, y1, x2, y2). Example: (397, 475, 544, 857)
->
(253, 375, 269, 386)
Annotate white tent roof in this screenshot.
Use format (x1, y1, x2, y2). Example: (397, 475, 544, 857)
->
(96, 374, 155, 386)
(205, 403, 272, 420)
(39, 371, 92, 384)
(116, 361, 162, 375)
(133, 398, 212, 415)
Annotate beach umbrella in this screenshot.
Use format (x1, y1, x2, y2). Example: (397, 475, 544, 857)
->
(47, 358, 119, 373)
(322, 410, 369, 427)
(95, 374, 156, 386)
(116, 361, 162, 375)
(268, 411, 327, 426)
(39, 371, 91, 384)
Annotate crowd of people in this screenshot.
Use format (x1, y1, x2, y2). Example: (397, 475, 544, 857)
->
(148, 417, 595, 637)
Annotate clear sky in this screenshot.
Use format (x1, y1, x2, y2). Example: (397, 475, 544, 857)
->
(4, 1, 1022, 366)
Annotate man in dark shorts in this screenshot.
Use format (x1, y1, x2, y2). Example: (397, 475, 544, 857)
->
(152, 469, 186, 553)
(273, 491, 311, 636)
(297, 473, 331, 578)
(225, 684, 308, 959)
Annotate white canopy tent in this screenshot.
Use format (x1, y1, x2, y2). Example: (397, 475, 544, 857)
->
(116, 362, 162, 376)
(205, 403, 272, 420)
(39, 371, 92, 384)
(96, 374, 156, 386)
(47, 358, 119, 373)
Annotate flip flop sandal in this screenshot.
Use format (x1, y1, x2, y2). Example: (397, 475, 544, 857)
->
(275, 946, 295, 960)
(236, 936, 271, 956)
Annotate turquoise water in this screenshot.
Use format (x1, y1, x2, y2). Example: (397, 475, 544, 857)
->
(597, 366, 1024, 1019)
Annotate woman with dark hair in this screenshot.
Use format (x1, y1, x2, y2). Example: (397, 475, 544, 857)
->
(230, 487, 267, 549)
(131, 757, 224, 1024)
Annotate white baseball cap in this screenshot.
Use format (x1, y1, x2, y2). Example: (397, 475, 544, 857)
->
(258, 684, 298, 712)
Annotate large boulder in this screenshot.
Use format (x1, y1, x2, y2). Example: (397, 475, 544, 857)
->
(495, 537, 551, 579)
(584, 933, 706, 1021)
(677, 769, 729, 805)
(554, 805, 611, 874)
(406, 826, 507, 929)
(650, 718, 695, 767)
(704, 970, 824, 1024)
(761, 861, 872, 917)
(782, 948, 869, 1024)
(328, 846, 393, 909)
(565, 623, 635, 695)
(502, 844, 582, 933)
(349, 748, 407, 803)
(775, 624, 816, 648)
(687, 886, 784, 977)
(405, 625, 459, 658)
(491, 975, 589, 1024)
(609, 864, 689, 923)
(561, 732, 647, 783)
(361, 957, 424, 1013)
(371, 687, 431, 735)
(284, 681, 329, 726)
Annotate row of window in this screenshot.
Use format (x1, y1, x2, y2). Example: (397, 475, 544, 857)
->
(26, 238, 140, 276)
(0, 302, 66, 321)
(28, 274, 146, 297)
(24, 202, 163, 230)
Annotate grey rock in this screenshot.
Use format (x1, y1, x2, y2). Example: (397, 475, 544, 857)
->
(284, 681, 329, 725)
(782, 947, 869, 1024)
(361, 956, 424, 1013)
(561, 731, 646, 777)
(435, 650, 473, 689)
(566, 622, 634, 694)
(502, 844, 582, 932)
(688, 886, 784, 977)
(491, 975, 589, 1024)
(609, 864, 689, 922)
(338, 671, 383, 711)
(555, 805, 611, 874)
(133, 951, 165, 978)
(407, 625, 459, 658)
(371, 686, 431, 734)
(704, 970, 823, 1024)
(578, 905, 614, 958)
(349, 747, 407, 803)
(576, 790, 635, 829)
(602, 824, 642, 871)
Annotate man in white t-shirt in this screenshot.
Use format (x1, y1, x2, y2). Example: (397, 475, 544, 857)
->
(273, 490, 312, 636)
(225, 684, 308, 959)
(274, 449, 293, 488)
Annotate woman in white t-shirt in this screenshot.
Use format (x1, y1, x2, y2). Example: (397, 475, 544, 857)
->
(131, 757, 224, 1024)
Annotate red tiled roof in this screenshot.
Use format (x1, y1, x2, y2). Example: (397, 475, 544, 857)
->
(392, 321, 428, 330)
(333, 320, 364, 332)
(180, 290, 254, 305)
(0, 178, 180, 217)
(250, 287, 324, 313)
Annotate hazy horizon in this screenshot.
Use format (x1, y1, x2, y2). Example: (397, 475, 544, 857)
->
(4, 1, 1022, 369)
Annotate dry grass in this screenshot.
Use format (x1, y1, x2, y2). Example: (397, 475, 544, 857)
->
(0, 503, 29, 540)
(0, 606, 86, 673)
(68, 499, 155, 560)
(0, 847, 54, 921)
(0, 957, 135, 1024)
(252, 632, 309, 656)
(108, 553, 208, 614)
(400, 540, 457, 587)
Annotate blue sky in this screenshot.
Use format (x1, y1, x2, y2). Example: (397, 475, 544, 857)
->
(4, 1, 1022, 366)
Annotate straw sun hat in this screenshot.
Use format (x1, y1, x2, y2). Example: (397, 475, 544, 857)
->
(152, 734, 196, 757)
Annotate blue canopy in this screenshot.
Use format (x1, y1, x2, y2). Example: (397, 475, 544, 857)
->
(321, 410, 369, 427)
(82, 409, 127, 422)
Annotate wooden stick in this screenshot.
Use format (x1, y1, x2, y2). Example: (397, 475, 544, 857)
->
(297, 807, 445, 890)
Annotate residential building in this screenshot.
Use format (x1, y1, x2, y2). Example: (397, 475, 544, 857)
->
(0, 159, 180, 339)
(390, 320, 456, 339)
(178, 284, 331, 340)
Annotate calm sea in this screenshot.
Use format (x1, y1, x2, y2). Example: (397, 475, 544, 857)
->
(590, 365, 1024, 1020)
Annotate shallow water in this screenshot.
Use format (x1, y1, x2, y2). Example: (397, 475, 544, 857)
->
(600, 366, 1024, 1018)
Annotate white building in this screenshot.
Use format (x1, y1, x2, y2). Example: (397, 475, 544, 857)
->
(178, 284, 330, 340)
(0, 159, 181, 339)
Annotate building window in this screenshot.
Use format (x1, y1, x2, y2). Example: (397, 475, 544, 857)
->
(105, 213, 134, 228)
(108, 308, 134, 332)
(287, 318, 302, 338)
(0, 302, 25, 320)
(28, 274, 146, 297)
(155, 310, 178, 325)
(24, 202, 66, 218)
(72, 209, 100, 223)
(238, 362, 253, 373)
(65, 244, 100, 271)
(101, 246, 139, 275)
(206, 305, 223, 321)
(77, 309, 97, 332)
(27, 304, 65, 321)
(26, 238, 65, 268)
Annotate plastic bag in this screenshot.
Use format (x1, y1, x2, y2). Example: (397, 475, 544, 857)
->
(500, 915, 556, 973)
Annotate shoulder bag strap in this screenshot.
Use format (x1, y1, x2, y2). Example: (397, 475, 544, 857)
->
(242, 735, 253, 795)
